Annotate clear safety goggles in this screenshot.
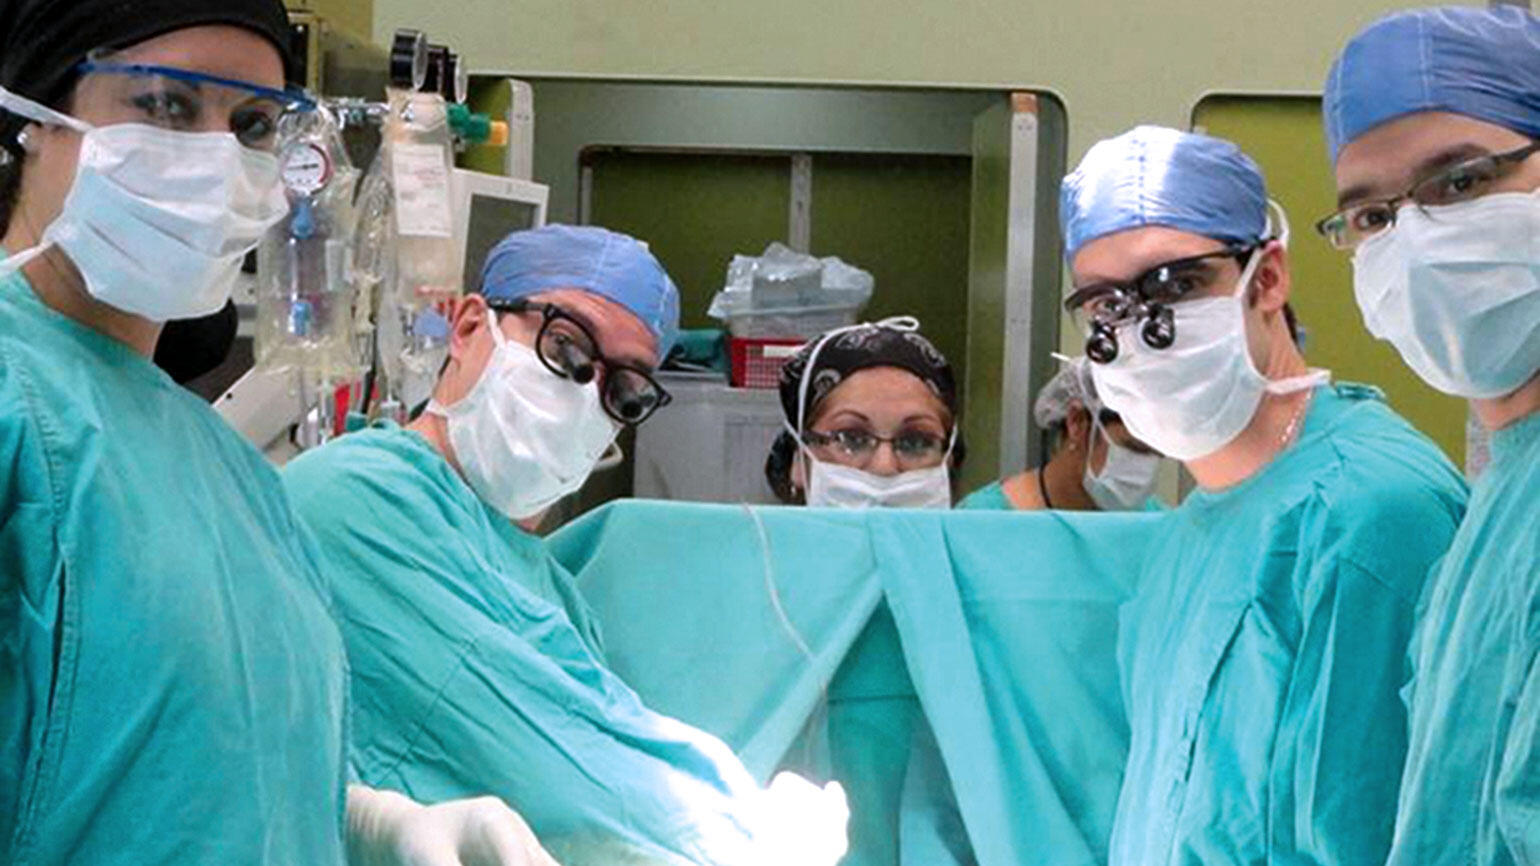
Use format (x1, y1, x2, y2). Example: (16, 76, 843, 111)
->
(63, 52, 315, 151)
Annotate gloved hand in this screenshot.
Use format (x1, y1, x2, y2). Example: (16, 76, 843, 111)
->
(346, 785, 561, 866)
(751, 772, 849, 866)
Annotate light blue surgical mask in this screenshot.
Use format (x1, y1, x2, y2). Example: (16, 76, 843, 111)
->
(1352, 189, 1540, 399)
(0, 86, 288, 321)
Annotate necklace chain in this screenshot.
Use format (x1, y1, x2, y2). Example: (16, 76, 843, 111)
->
(1278, 389, 1314, 452)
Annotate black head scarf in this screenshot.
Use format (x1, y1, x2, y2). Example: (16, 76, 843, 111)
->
(765, 320, 963, 502)
(0, 0, 296, 143)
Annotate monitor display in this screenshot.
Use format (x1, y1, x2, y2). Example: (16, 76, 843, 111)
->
(464, 195, 541, 284)
(451, 168, 550, 291)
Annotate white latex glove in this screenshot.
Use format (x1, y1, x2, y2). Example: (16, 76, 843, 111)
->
(752, 772, 849, 866)
(346, 785, 561, 866)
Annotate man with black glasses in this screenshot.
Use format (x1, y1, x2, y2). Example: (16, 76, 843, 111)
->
(284, 225, 847, 866)
(1321, 8, 1540, 865)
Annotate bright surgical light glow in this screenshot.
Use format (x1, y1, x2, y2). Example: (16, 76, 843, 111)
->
(752, 772, 850, 866)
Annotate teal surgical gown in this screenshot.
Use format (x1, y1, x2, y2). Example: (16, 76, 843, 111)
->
(550, 502, 1159, 866)
(957, 481, 1013, 511)
(958, 478, 1163, 512)
(1110, 384, 1467, 866)
(282, 423, 766, 866)
(0, 264, 349, 864)
(826, 605, 974, 866)
(1388, 409, 1540, 866)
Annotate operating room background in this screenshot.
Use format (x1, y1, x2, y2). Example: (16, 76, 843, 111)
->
(295, 0, 1475, 510)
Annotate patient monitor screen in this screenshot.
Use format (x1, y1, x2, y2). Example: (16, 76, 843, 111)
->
(464, 195, 541, 285)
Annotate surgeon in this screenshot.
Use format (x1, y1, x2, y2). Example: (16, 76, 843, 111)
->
(763, 318, 972, 866)
(0, 1, 555, 864)
(283, 225, 847, 866)
(959, 357, 1161, 511)
(1321, 8, 1540, 864)
(1061, 126, 1468, 865)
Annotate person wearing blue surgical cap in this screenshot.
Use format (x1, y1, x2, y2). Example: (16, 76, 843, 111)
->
(1062, 126, 1468, 866)
(1321, 8, 1540, 865)
(283, 225, 840, 864)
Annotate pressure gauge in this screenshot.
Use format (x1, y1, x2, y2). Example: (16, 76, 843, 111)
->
(281, 142, 332, 195)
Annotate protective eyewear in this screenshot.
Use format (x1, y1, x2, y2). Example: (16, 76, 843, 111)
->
(76, 56, 315, 150)
(803, 427, 950, 470)
(491, 298, 673, 426)
(1315, 140, 1540, 250)
(1065, 246, 1255, 363)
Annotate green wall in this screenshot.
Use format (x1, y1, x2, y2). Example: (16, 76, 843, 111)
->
(565, 147, 972, 511)
(1193, 96, 1468, 463)
(580, 149, 971, 369)
(588, 150, 792, 331)
(809, 153, 973, 386)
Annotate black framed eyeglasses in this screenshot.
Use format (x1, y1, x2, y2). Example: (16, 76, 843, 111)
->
(803, 427, 950, 469)
(489, 298, 673, 426)
(1315, 140, 1540, 250)
(1063, 245, 1256, 364)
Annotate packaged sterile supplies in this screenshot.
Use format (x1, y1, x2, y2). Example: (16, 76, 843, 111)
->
(708, 243, 874, 338)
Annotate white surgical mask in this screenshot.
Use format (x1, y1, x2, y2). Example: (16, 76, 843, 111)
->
(1082, 416, 1161, 511)
(805, 458, 952, 510)
(1352, 190, 1540, 399)
(1090, 204, 1327, 461)
(0, 87, 287, 321)
(429, 323, 620, 521)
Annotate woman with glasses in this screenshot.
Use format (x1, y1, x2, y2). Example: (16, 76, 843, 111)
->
(763, 319, 974, 866)
(764, 318, 963, 509)
(283, 225, 851, 864)
(0, 2, 563, 864)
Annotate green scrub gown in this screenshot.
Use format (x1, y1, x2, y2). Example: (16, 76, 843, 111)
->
(1109, 384, 1468, 866)
(0, 264, 349, 864)
(282, 423, 767, 866)
(826, 605, 974, 866)
(957, 478, 1163, 512)
(1388, 409, 1540, 866)
(957, 481, 1013, 511)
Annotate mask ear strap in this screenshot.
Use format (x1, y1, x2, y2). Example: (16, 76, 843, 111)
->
(484, 306, 509, 347)
(1233, 240, 1268, 300)
(1234, 199, 1290, 302)
(794, 315, 925, 438)
(428, 305, 510, 417)
(0, 242, 51, 280)
(1266, 199, 1291, 250)
(794, 327, 844, 442)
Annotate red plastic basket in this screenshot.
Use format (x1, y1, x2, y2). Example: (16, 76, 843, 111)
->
(728, 337, 806, 389)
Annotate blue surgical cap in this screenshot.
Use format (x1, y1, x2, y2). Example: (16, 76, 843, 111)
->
(479, 225, 681, 359)
(1060, 125, 1269, 262)
(1325, 6, 1540, 164)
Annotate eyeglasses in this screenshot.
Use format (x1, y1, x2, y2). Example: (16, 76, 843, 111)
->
(1064, 246, 1254, 328)
(77, 57, 315, 150)
(803, 427, 950, 470)
(1064, 246, 1255, 363)
(489, 298, 672, 426)
(1315, 140, 1540, 250)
